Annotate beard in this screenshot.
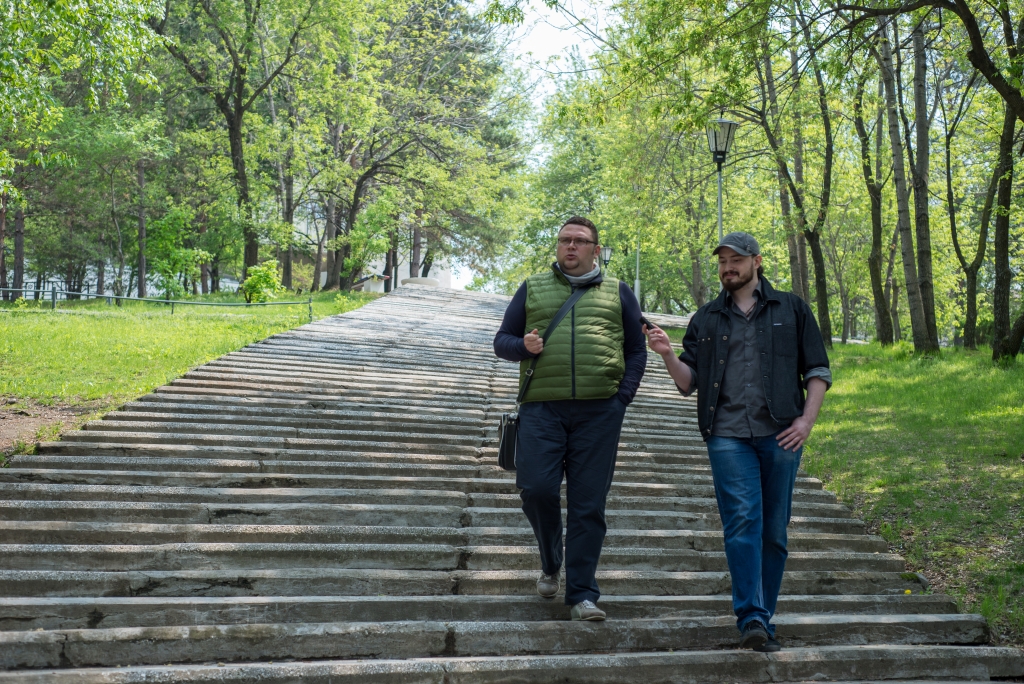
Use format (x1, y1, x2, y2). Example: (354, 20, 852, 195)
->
(720, 266, 756, 292)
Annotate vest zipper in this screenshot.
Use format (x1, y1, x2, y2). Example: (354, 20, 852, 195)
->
(570, 303, 576, 398)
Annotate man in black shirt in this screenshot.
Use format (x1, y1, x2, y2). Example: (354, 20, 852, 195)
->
(645, 232, 831, 652)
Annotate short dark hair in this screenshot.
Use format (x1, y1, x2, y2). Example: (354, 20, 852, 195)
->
(560, 216, 599, 244)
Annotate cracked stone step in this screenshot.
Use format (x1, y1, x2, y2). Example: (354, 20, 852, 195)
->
(0, 482, 841, 513)
(0, 594, 960, 631)
(0, 569, 926, 598)
(0, 613, 993, 669)
(0, 500, 864, 533)
(0, 522, 888, 553)
(0, 543, 906, 574)
(1, 645, 1019, 683)
(0, 467, 804, 499)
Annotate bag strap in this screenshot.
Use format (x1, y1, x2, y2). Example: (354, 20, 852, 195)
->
(516, 285, 590, 405)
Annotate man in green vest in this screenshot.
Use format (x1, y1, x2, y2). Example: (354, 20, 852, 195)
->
(494, 216, 647, 621)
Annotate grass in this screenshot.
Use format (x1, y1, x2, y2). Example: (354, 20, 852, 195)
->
(804, 342, 1024, 646)
(0, 290, 377, 407)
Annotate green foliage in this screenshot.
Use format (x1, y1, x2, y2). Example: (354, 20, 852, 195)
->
(148, 206, 212, 298)
(239, 261, 285, 303)
(806, 343, 1024, 645)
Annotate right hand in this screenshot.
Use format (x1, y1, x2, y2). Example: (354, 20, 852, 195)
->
(524, 328, 544, 355)
(643, 324, 674, 357)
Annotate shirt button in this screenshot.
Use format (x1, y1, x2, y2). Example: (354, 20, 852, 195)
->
(714, 383, 719, 387)
(720, 360, 725, 364)
(723, 336, 728, 340)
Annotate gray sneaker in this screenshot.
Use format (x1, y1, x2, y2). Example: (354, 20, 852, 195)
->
(571, 599, 606, 621)
(537, 572, 559, 598)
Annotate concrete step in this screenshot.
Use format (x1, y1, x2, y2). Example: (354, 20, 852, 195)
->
(0, 464, 808, 499)
(1, 645, 1020, 682)
(0, 594, 958, 631)
(0, 614, 992, 669)
(0, 522, 889, 553)
(0, 543, 906, 573)
(0, 500, 864, 533)
(0, 481, 841, 514)
(0, 569, 926, 598)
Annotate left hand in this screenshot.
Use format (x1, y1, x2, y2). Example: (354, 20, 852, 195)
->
(776, 415, 814, 452)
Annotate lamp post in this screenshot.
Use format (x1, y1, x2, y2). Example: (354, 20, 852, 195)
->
(600, 246, 613, 270)
(706, 117, 739, 242)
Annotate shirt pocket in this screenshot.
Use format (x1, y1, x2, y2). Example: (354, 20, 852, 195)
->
(697, 335, 715, 368)
(772, 324, 798, 357)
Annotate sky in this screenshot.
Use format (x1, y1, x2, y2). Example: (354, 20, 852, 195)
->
(449, 1, 608, 289)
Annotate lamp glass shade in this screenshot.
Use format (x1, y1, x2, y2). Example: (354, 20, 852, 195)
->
(706, 118, 739, 155)
(601, 246, 613, 266)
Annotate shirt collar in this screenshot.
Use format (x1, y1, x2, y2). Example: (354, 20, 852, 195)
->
(724, 278, 763, 307)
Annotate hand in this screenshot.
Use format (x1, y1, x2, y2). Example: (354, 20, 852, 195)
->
(643, 324, 674, 357)
(524, 328, 543, 354)
(777, 415, 814, 452)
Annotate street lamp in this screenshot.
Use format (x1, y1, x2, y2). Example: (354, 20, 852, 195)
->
(600, 246, 613, 270)
(706, 117, 739, 242)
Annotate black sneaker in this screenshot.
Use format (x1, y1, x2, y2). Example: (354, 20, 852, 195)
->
(754, 636, 781, 652)
(739, 620, 768, 650)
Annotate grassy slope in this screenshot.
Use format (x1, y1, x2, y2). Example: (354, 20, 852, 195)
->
(806, 343, 1023, 645)
(0, 291, 377, 406)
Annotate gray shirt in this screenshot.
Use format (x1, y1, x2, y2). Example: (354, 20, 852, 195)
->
(711, 284, 778, 438)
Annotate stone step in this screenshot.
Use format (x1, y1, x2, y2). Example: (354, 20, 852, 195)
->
(133, 393, 493, 417)
(0, 543, 905, 573)
(0, 464, 809, 499)
(0, 522, 888, 553)
(0, 614, 992, 670)
(33, 441, 713, 466)
(0, 594, 959, 631)
(103, 411, 490, 434)
(0, 569, 926, 598)
(0, 481, 842, 513)
(0, 500, 863, 533)
(1, 645, 1019, 683)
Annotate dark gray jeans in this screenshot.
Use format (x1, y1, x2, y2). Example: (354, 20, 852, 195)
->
(515, 395, 628, 605)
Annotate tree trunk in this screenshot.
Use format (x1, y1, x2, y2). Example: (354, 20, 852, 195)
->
(891, 282, 902, 342)
(324, 196, 344, 290)
(137, 159, 147, 298)
(1007, 310, 1024, 358)
(804, 229, 832, 346)
(311, 232, 325, 293)
(762, 45, 803, 300)
(97, 232, 106, 296)
(211, 261, 220, 293)
(855, 71, 894, 345)
(911, 25, 940, 351)
(0, 193, 6, 299)
(875, 21, 930, 353)
(788, 34, 812, 304)
(198, 211, 209, 295)
(224, 113, 258, 276)
(991, 108, 1017, 360)
(411, 227, 422, 278)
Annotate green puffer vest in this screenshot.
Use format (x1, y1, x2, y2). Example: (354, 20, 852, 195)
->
(519, 266, 625, 402)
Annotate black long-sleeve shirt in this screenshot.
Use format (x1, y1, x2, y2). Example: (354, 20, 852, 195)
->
(493, 279, 647, 404)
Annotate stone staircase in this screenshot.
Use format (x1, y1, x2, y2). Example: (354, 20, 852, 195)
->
(0, 286, 1020, 682)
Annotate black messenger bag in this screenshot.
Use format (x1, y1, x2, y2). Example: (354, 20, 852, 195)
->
(497, 287, 588, 471)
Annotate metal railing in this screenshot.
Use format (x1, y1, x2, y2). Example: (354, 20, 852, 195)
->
(0, 287, 314, 322)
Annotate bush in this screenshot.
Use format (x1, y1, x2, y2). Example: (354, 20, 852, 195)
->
(240, 261, 285, 303)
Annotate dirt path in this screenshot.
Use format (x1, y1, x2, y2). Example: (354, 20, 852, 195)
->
(0, 399, 97, 457)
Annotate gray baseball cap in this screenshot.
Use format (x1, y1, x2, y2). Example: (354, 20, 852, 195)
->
(712, 231, 760, 256)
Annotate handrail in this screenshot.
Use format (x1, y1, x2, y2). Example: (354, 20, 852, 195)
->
(0, 287, 314, 322)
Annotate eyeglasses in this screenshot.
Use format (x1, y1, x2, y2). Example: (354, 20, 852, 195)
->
(557, 237, 597, 247)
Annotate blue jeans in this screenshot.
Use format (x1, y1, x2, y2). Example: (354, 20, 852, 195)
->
(706, 431, 802, 636)
(516, 396, 628, 605)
